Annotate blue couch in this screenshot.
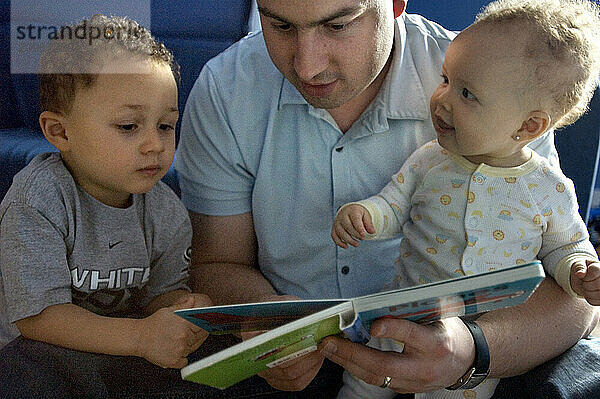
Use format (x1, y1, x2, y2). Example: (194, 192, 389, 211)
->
(2, 0, 599, 223)
(0, 0, 253, 200)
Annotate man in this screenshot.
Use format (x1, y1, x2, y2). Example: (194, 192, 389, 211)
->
(175, 0, 598, 395)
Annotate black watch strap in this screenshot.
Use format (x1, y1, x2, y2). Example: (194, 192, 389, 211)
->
(446, 320, 490, 390)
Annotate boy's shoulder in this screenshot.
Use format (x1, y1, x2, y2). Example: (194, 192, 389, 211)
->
(1, 152, 75, 211)
(142, 181, 190, 226)
(144, 181, 185, 209)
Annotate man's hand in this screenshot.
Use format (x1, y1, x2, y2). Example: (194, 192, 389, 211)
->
(320, 317, 474, 393)
(241, 294, 325, 391)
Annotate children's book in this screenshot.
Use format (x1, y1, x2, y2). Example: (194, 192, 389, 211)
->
(177, 261, 545, 389)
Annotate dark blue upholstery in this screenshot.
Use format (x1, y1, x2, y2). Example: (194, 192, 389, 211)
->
(406, 0, 600, 223)
(0, 0, 252, 200)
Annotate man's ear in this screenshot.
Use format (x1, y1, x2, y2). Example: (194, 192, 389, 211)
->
(393, 0, 406, 19)
(516, 110, 552, 141)
(39, 111, 70, 151)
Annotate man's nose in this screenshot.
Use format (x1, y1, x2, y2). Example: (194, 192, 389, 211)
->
(293, 30, 329, 82)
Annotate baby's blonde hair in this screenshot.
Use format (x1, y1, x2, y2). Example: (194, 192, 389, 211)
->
(475, 0, 600, 129)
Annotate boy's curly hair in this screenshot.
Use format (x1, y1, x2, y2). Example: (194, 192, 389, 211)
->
(475, 0, 600, 129)
(39, 14, 180, 115)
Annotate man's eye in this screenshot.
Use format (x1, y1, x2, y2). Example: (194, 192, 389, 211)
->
(328, 23, 346, 31)
(273, 23, 292, 32)
(462, 88, 476, 100)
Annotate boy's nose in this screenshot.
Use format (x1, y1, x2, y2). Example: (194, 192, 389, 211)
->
(140, 129, 164, 154)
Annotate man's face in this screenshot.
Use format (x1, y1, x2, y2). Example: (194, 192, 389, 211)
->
(257, 0, 395, 111)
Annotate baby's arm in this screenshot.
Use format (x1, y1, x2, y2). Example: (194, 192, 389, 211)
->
(570, 259, 600, 305)
(15, 289, 211, 368)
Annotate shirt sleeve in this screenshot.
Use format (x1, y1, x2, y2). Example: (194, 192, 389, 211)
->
(353, 146, 427, 240)
(538, 176, 597, 289)
(0, 201, 72, 323)
(175, 65, 255, 216)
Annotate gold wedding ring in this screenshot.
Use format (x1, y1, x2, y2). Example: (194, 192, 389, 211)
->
(380, 375, 392, 388)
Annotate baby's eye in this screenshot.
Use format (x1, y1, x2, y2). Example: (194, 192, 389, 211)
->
(461, 88, 477, 100)
(440, 74, 449, 84)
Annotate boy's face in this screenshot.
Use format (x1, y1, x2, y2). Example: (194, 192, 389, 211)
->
(429, 24, 535, 166)
(61, 61, 178, 207)
(257, 0, 395, 111)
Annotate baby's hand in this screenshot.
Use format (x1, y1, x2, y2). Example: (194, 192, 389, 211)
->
(137, 299, 209, 368)
(331, 204, 375, 248)
(570, 259, 600, 305)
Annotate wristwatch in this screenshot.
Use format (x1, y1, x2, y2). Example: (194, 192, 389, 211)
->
(446, 320, 490, 390)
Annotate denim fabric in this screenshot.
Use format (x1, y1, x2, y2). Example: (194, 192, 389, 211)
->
(0, 334, 344, 399)
(2, 335, 597, 398)
(492, 337, 600, 399)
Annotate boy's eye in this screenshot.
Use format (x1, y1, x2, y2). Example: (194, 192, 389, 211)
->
(461, 88, 477, 100)
(159, 124, 175, 132)
(118, 124, 137, 132)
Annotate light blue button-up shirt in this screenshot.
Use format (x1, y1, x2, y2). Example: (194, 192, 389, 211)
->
(175, 14, 557, 300)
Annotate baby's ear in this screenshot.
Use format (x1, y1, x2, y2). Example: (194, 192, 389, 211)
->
(516, 110, 552, 141)
(39, 111, 70, 151)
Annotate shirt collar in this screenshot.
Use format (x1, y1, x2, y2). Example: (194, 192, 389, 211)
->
(277, 15, 429, 123)
(381, 15, 429, 121)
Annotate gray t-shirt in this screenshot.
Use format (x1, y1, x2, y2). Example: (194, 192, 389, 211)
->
(0, 153, 191, 347)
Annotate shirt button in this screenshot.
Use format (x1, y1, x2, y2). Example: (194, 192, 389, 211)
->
(335, 147, 344, 152)
(341, 266, 350, 274)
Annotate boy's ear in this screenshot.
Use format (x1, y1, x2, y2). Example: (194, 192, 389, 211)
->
(393, 0, 406, 19)
(516, 110, 552, 141)
(39, 111, 70, 151)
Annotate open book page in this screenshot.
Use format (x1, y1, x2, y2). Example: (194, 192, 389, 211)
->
(176, 299, 346, 334)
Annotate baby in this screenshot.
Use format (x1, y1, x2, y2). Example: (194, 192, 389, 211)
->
(332, 0, 600, 398)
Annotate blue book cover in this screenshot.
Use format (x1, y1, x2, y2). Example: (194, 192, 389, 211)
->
(178, 261, 545, 389)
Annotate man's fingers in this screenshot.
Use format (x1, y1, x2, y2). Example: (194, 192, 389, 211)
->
(319, 336, 416, 393)
(258, 352, 324, 391)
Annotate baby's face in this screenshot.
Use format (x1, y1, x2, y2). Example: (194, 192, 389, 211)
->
(60, 60, 178, 208)
(429, 23, 535, 167)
